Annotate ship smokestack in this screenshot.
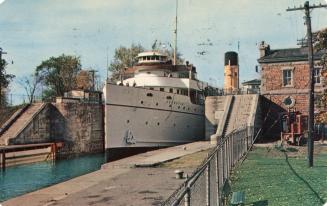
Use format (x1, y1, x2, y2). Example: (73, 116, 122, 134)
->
(223, 51, 239, 94)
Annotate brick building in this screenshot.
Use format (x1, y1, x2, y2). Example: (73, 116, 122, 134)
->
(258, 41, 326, 114)
(258, 41, 326, 138)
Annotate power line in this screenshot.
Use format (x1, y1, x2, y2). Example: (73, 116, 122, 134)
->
(287, 1, 327, 168)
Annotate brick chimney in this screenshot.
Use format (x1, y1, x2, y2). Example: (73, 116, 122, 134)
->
(259, 41, 270, 58)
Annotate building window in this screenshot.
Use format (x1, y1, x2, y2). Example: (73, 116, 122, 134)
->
(160, 88, 164, 92)
(169, 88, 173, 93)
(314, 67, 321, 84)
(283, 69, 292, 86)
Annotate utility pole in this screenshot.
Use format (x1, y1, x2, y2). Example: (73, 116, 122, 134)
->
(287, 1, 327, 167)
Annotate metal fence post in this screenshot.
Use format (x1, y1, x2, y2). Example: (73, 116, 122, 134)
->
(206, 163, 210, 206)
(230, 134, 235, 167)
(222, 140, 225, 182)
(216, 151, 220, 206)
(229, 135, 232, 173)
(246, 126, 249, 151)
(226, 137, 229, 177)
(224, 140, 227, 179)
(184, 188, 190, 206)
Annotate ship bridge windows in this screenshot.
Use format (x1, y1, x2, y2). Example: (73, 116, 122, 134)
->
(140, 55, 163, 62)
(180, 89, 188, 96)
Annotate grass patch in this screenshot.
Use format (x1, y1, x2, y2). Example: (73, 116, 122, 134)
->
(159, 149, 213, 169)
(231, 144, 327, 206)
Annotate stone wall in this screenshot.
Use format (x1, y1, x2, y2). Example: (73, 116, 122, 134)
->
(9, 104, 51, 145)
(5, 101, 104, 156)
(51, 102, 104, 156)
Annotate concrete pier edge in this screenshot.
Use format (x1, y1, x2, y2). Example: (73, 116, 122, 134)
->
(2, 141, 214, 206)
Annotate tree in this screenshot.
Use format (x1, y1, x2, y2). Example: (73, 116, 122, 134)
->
(314, 28, 327, 53)
(76, 70, 93, 90)
(108, 44, 144, 82)
(315, 28, 327, 72)
(18, 74, 41, 104)
(314, 28, 327, 124)
(0, 58, 15, 108)
(36, 54, 81, 98)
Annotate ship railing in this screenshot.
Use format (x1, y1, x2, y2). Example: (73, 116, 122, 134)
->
(162, 126, 262, 206)
(222, 88, 260, 95)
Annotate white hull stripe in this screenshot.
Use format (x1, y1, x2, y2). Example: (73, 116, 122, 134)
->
(105, 103, 204, 116)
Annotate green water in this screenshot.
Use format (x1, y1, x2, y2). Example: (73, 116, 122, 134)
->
(0, 153, 105, 202)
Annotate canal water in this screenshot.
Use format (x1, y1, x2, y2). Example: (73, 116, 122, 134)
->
(0, 153, 105, 202)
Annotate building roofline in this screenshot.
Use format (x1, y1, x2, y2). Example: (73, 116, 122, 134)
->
(258, 47, 325, 64)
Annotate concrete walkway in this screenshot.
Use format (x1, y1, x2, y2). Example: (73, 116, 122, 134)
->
(3, 141, 214, 206)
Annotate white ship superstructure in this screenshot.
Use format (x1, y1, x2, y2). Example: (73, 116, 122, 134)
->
(104, 51, 209, 160)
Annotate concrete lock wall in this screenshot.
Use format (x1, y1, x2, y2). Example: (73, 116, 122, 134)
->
(51, 102, 104, 156)
(6, 102, 104, 156)
(205, 96, 232, 141)
(8, 104, 51, 145)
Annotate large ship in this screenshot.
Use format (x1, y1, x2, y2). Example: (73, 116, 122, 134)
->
(103, 51, 213, 160)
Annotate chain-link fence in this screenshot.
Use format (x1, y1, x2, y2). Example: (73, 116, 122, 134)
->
(163, 126, 261, 206)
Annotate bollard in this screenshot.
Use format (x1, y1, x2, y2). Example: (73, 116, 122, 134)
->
(175, 170, 184, 179)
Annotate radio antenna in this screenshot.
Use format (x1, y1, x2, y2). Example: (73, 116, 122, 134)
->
(173, 0, 178, 65)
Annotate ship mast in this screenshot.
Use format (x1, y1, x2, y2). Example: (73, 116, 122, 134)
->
(173, 0, 178, 65)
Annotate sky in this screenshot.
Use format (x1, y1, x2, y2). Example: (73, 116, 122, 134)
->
(0, 0, 327, 102)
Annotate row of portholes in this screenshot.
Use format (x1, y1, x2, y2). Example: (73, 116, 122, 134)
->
(141, 101, 200, 112)
(141, 100, 159, 106)
(140, 100, 201, 113)
(127, 120, 189, 128)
